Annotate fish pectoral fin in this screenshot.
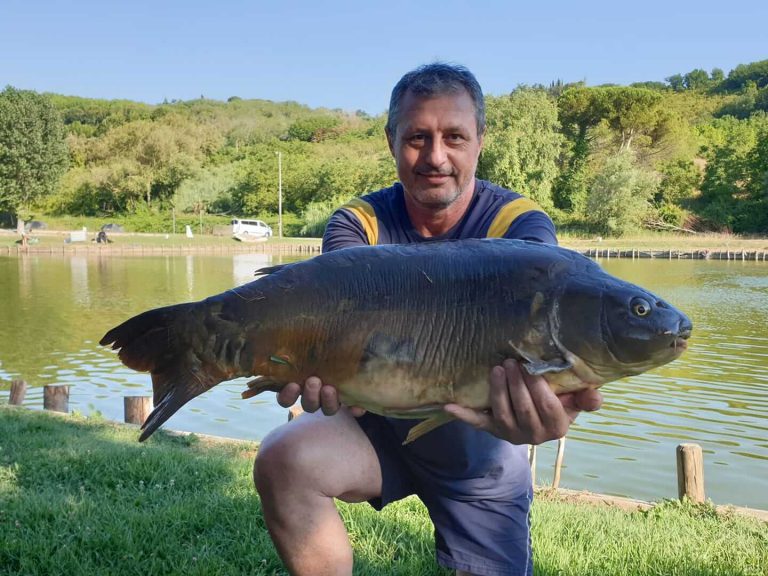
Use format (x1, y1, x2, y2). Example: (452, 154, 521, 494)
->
(241, 376, 282, 399)
(509, 342, 573, 376)
(403, 413, 455, 445)
(521, 357, 573, 376)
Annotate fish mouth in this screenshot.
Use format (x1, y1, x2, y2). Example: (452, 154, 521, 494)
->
(672, 338, 688, 351)
(669, 327, 692, 352)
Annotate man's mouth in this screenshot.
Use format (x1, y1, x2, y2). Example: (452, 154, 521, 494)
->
(417, 172, 452, 184)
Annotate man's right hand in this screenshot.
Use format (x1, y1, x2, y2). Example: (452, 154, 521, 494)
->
(277, 377, 366, 417)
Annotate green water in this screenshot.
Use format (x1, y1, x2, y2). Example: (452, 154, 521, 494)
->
(0, 252, 766, 509)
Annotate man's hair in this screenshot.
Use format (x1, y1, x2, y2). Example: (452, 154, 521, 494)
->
(386, 62, 486, 138)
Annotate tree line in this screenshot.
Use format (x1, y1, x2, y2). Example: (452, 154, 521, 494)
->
(1, 58, 767, 236)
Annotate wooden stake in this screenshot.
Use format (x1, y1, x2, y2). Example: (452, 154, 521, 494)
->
(528, 444, 537, 486)
(676, 443, 705, 503)
(124, 396, 153, 425)
(43, 385, 70, 413)
(553, 436, 566, 489)
(9, 380, 27, 405)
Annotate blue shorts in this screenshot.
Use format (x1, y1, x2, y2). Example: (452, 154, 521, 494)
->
(356, 413, 533, 576)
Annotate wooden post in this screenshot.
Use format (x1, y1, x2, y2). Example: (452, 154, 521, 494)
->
(43, 385, 70, 413)
(124, 396, 152, 425)
(676, 443, 705, 503)
(528, 444, 537, 486)
(288, 405, 304, 421)
(552, 436, 566, 489)
(9, 379, 28, 405)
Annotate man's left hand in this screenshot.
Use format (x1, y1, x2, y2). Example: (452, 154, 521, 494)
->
(443, 359, 603, 445)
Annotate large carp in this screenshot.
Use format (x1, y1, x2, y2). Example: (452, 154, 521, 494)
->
(101, 239, 692, 442)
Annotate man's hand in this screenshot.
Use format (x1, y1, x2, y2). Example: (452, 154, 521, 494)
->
(444, 359, 603, 445)
(276, 378, 367, 417)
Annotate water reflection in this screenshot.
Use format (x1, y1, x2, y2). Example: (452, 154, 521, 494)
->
(0, 253, 766, 509)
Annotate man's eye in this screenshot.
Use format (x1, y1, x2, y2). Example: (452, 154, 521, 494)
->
(447, 134, 465, 142)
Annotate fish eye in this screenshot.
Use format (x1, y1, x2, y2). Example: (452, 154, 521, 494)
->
(631, 297, 652, 317)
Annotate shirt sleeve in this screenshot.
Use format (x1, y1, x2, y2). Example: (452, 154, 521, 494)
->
(322, 208, 371, 253)
(503, 211, 558, 246)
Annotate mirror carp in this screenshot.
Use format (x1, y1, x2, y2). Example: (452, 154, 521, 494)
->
(100, 239, 692, 443)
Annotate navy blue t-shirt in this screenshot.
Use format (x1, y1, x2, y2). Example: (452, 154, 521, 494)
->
(322, 179, 557, 500)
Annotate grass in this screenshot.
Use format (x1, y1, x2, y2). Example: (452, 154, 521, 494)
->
(1, 406, 765, 576)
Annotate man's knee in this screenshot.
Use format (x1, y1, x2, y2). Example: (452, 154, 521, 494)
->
(253, 426, 298, 495)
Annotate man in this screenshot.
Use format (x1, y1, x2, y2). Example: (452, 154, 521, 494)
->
(254, 63, 602, 576)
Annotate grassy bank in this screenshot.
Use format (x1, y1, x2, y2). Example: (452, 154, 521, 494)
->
(1, 407, 765, 576)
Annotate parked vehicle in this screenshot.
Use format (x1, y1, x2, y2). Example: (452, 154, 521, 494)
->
(231, 218, 272, 238)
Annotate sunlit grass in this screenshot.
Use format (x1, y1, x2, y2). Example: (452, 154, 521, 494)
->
(0, 406, 765, 576)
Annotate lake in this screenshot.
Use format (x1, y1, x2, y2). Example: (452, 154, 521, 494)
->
(0, 251, 766, 509)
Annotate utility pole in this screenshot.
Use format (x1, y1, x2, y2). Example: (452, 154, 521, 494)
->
(276, 151, 283, 239)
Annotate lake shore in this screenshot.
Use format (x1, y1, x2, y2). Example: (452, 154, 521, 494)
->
(2, 228, 768, 258)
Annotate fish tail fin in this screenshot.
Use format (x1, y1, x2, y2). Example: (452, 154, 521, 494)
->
(100, 303, 229, 441)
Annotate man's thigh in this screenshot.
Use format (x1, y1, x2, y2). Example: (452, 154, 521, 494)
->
(256, 407, 383, 503)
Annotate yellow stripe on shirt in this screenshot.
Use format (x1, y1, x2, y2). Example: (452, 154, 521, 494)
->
(486, 197, 545, 238)
(342, 198, 379, 245)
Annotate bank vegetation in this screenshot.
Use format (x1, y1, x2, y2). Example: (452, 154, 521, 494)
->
(1, 59, 768, 238)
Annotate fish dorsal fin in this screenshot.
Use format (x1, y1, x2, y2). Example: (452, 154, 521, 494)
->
(254, 264, 289, 276)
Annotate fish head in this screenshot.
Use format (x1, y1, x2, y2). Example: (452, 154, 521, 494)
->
(557, 275, 692, 383)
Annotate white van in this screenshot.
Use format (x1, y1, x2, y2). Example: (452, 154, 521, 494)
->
(231, 218, 273, 238)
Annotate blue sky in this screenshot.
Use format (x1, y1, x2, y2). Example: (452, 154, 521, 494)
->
(2, 0, 766, 115)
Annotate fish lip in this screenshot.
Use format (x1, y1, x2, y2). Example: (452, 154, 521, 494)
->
(673, 338, 689, 350)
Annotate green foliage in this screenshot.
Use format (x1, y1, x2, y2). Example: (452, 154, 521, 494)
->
(48, 94, 154, 136)
(586, 151, 659, 236)
(0, 87, 69, 217)
(4, 57, 768, 235)
(287, 115, 342, 142)
(173, 164, 239, 214)
(657, 159, 702, 204)
(698, 113, 768, 232)
(478, 88, 564, 209)
(719, 59, 768, 92)
(299, 194, 355, 237)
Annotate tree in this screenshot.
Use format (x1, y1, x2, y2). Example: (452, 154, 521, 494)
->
(600, 87, 664, 151)
(0, 87, 69, 217)
(720, 60, 768, 92)
(684, 69, 711, 91)
(478, 88, 564, 209)
(698, 113, 768, 232)
(666, 74, 685, 92)
(586, 151, 658, 236)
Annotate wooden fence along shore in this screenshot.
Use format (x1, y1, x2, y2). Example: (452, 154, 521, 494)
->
(4, 379, 767, 522)
(4, 242, 768, 261)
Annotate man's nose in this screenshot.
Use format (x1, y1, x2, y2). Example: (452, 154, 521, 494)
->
(423, 138, 448, 167)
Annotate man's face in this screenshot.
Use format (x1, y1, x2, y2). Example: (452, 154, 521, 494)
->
(387, 89, 484, 211)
